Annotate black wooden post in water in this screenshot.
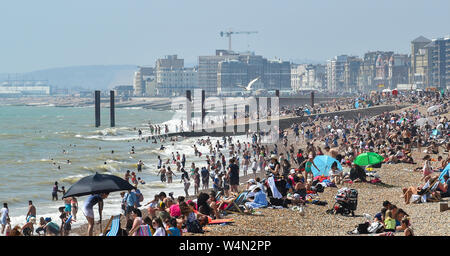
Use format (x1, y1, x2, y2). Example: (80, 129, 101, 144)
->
(311, 91, 315, 108)
(110, 90, 115, 127)
(186, 90, 192, 132)
(245, 105, 249, 133)
(95, 90, 101, 127)
(201, 90, 205, 130)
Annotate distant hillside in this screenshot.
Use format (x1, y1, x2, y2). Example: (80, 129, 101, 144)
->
(0, 65, 138, 90)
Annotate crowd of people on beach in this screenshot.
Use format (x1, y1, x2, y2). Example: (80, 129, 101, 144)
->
(1, 90, 449, 236)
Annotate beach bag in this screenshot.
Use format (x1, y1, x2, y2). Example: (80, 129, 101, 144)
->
(367, 222, 384, 233)
(186, 219, 204, 234)
(357, 222, 369, 234)
(269, 197, 289, 208)
(372, 162, 382, 168)
(315, 183, 324, 193)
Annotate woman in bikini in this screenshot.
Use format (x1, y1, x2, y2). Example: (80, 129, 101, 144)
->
(71, 197, 78, 221)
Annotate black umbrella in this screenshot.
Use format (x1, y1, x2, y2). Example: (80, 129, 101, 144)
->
(62, 172, 135, 198)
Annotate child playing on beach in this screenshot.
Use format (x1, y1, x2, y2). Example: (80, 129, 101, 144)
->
(421, 155, 433, 181)
(329, 162, 342, 185)
(251, 158, 258, 179)
(384, 210, 396, 232)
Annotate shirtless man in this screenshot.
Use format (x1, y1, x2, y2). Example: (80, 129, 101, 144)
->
(157, 165, 167, 183)
(26, 200, 36, 223)
(124, 170, 131, 183)
(137, 160, 144, 172)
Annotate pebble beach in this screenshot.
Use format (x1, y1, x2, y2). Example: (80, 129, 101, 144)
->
(68, 102, 450, 237)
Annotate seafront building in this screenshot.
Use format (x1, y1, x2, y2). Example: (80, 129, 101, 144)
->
(291, 64, 326, 92)
(408, 36, 450, 90)
(409, 36, 432, 89)
(0, 80, 51, 97)
(343, 56, 363, 93)
(155, 55, 198, 96)
(113, 85, 134, 97)
(200, 50, 291, 96)
(199, 50, 240, 96)
(326, 55, 348, 93)
(129, 34, 449, 97)
(426, 37, 450, 90)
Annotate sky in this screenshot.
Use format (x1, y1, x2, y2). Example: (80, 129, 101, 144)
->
(0, 0, 449, 73)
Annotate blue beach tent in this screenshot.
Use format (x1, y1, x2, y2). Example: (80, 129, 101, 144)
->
(439, 163, 449, 183)
(311, 155, 343, 177)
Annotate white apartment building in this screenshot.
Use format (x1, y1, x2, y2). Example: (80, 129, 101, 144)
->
(156, 67, 198, 96)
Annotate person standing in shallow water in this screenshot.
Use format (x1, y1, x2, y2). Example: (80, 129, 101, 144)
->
(1, 203, 9, 234)
(227, 158, 240, 193)
(52, 182, 63, 201)
(181, 168, 191, 197)
(26, 200, 36, 223)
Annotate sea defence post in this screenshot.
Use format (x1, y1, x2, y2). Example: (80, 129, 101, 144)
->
(110, 90, 115, 127)
(186, 90, 192, 132)
(95, 90, 101, 127)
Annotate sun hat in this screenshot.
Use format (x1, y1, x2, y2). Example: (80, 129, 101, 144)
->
(290, 169, 296, 174)
(271, 154, 278, 159)
(247, 179, 256, 184)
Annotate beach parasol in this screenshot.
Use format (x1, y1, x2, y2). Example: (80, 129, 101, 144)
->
(427, 105, 439, 113)
(63, 172, 135, 198)
(416, 118, 434, 127)
(311, 155, 342, 177)
(354, 152, 384, 166)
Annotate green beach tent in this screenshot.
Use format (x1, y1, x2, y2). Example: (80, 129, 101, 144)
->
(354, 152, 384, 166)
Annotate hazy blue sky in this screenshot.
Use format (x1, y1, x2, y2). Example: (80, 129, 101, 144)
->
(1, 0, 449, 73)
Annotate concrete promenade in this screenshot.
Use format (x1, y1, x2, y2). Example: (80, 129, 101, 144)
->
(164, 104, 410, 138)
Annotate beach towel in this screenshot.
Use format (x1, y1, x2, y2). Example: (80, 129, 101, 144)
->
(267, 176, 282, 199)
(207, 219, 234, 225)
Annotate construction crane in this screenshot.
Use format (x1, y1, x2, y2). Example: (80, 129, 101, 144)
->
(220, 30, 258, 52)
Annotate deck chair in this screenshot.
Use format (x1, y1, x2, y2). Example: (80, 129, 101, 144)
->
(414, 177, 440, 203)
(103, 215, 121, 236)
(224, 191, 250, 214)
(137, 224, 153, 236)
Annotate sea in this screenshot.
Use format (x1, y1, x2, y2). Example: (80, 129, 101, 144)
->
(0, 105, 251, 234)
